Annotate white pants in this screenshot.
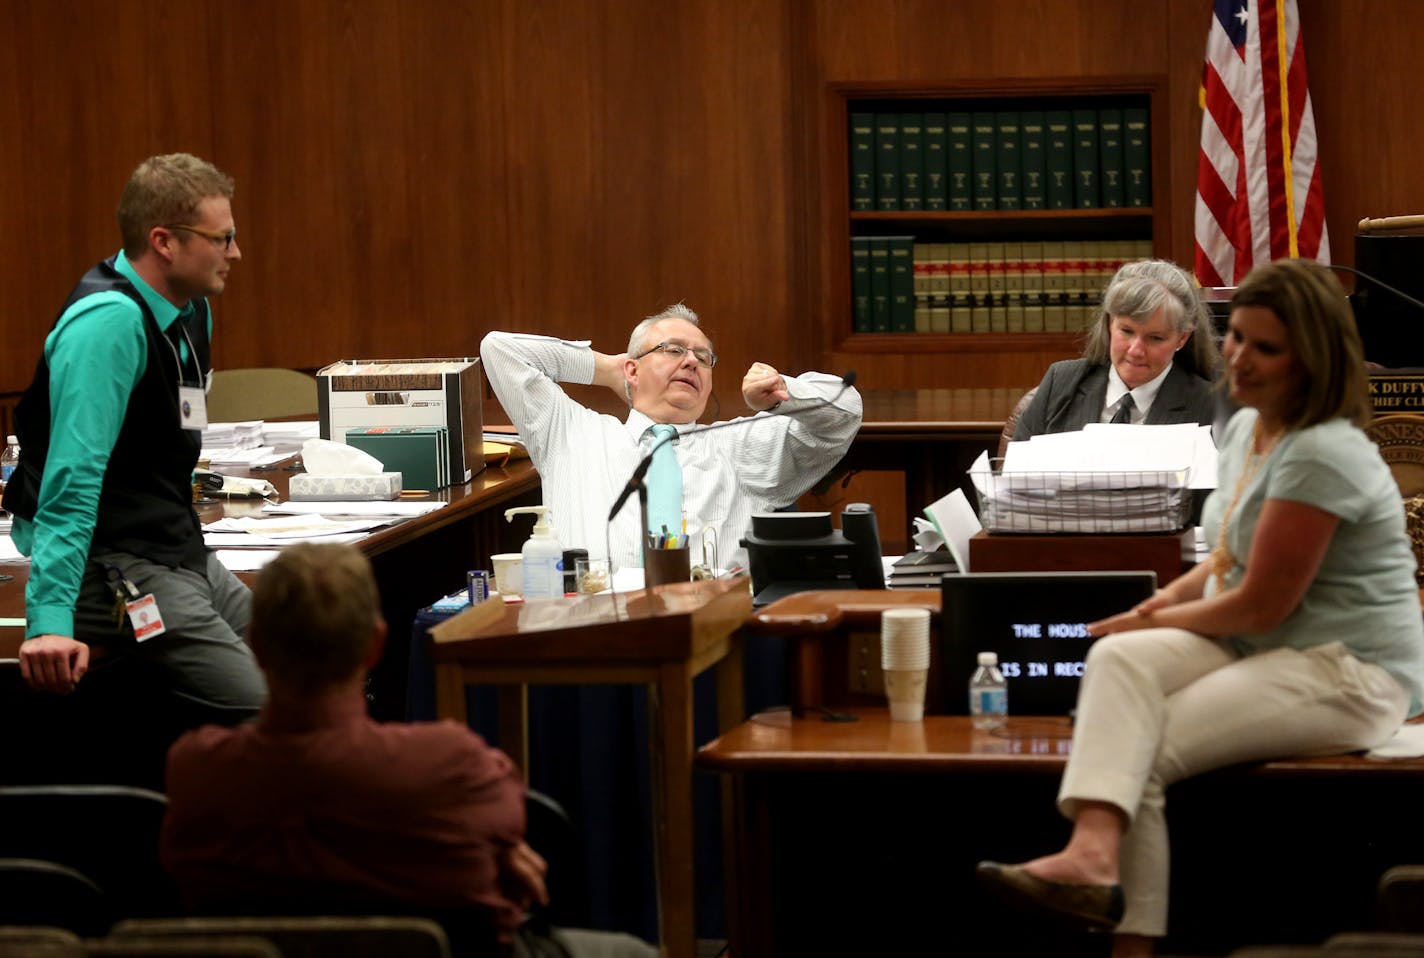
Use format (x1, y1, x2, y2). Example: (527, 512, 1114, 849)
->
(1057, 629, 1409, 936)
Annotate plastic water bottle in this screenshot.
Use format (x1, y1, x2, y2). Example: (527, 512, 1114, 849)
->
(0, 436, 18, 514)
(969, 651, 1009, 731)
(0, 436, 17, 485)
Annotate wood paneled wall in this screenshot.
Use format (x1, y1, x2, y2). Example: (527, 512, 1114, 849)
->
(4, 0, 1424, 402)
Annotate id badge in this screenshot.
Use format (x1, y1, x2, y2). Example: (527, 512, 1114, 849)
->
(126, 593, 167, 642)
(179, 385, 209, 430)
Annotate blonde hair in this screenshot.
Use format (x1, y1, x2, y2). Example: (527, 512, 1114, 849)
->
(249, 543, 382, 692)
(1230, 258, 1369, 428)
(117, 153, 235, 257)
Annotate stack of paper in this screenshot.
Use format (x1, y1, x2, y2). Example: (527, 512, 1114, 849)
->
(202, 421, 278, 466)
(971, 423, 1216, 534)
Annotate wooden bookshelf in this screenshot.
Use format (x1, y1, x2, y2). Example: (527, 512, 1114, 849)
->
(826, 76, 1171, 355)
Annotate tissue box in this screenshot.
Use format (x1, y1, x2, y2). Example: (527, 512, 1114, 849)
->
(317, 358, 484, 484)
(345, 426, 449, 491)
(289, 472, 403, 501)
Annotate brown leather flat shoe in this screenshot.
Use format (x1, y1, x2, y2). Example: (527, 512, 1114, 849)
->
(975, 860, 1125, 932)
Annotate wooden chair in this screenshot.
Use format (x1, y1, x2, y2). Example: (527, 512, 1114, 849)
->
(111, 916, 451, 958)
(207, 368, 318, 422)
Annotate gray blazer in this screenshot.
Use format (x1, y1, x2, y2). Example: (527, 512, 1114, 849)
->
(1013, 358, 1216, 440)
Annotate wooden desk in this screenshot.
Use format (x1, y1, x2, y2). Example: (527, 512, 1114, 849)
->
(697, 710, 1424, 957)
(968, 528, 1194, 587)
(428, 576, 753, 958)
(1, 458, 542, 718)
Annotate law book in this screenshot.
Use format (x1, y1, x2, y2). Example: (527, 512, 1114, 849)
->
(995, 111, 1021, 211)
(1072, 109, 1099, 209)
(928, 242, 951, 333)
(1020, 111, 1046, 210)
(968, 242, 991, 332)
(923, 112, 948, 210)
(1045, 110, 1073, 209)
(971, 112, 997, 211)
(912, 242, 933, 333)
(1041, 239, 1067, 332)
(869, 237, 892, 332)
(851, 236, 872, 332)
(849, 112, 876, 211)
(949, 243, 973, 333)
(899, 113, 925, 211)
(874, 113, 900, 211)
(1124, 107, 1151, 208)
(947, 112, 973, 211)
(889, 236, 916, 333)
(1098, 108, 1125, 208)
(1021, 239, 1046, 333)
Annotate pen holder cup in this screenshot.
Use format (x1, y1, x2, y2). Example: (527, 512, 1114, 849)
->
(644, 547, 692, 587)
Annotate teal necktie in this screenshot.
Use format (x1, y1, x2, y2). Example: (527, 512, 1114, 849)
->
(645, 424, 682, 546)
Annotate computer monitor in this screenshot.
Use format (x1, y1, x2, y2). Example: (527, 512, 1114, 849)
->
(939, 571, 1157, 716)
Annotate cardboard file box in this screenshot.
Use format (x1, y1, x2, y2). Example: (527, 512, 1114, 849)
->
(317, 358, 484, 484)
(345, 426, 449, 491)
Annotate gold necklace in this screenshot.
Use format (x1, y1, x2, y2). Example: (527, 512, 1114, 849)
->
(1209, 419, 1279, 591)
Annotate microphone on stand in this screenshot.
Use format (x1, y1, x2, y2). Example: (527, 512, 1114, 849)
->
(606, 370, 858, 522)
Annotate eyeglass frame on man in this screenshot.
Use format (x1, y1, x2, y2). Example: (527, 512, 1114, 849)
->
(169, 224, 238, 251)
(633, 341, 718, 368)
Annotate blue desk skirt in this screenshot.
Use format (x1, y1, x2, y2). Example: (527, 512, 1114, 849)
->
(409, 607, 790, 941)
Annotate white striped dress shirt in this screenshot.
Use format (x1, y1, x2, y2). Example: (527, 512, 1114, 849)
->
(480, 331, 863, 571)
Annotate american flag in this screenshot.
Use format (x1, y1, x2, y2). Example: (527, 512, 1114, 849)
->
(1194, 0, 1329, 287)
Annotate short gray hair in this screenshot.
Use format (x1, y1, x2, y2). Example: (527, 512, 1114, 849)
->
(627, 303, 701, 356)
(1083, 259, 1220, 378)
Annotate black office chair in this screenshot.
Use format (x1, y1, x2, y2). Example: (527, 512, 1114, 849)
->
(1324, 932, 1424, 956)
(0, 858, 113, 936)
(525, 789, 592, 930)
(0, 785, 178, 918)
(1377, 865, 1424, 932)
(111, 916, 452, 958)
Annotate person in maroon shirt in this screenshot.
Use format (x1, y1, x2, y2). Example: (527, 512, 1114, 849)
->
(160, 542, 655, 958)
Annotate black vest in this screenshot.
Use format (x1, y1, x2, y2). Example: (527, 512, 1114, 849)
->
(3, 257, 211, 571)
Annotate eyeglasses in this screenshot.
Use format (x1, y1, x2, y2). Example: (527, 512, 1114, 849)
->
(170, 224, 238, 251)
(634, 341, 718, 368)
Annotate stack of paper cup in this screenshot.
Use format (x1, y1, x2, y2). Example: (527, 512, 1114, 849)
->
(881, 607, 931, 722)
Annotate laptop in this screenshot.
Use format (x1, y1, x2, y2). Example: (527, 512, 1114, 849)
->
(939, 571, 1156, 716)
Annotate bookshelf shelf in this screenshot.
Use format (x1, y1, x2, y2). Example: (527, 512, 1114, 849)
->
(825, 75, 1170, 352)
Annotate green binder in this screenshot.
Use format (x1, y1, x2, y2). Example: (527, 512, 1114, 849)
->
(1020, 111, 1046, 210)
(971, 112, 997, 211)
(947, 112, 973, 211)
(1045, 111, 1073, 210)
(1072, 108, 1099, 209)
(851, 237, 872, 332)
(875, 114, 900, 211)
(1098, 109, 1125, 208)
(849, 112, 876, 211)
(889, 236, 916, 333)
(869, 237, 892, 332)
(923, 112, 948, 211)
(346, 426, 450, 491)
(1124, 108, 1151, 208)
(899, 113, 924, 211)
(995, 111, 1021, 211)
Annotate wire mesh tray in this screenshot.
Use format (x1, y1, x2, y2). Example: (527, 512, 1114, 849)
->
(971, 459, 1193, 534)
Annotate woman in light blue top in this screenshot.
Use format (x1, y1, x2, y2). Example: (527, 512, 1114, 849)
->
(977, 258, 1424, 956)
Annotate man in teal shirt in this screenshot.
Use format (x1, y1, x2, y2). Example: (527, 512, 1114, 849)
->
(3, 154, 265, 778)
